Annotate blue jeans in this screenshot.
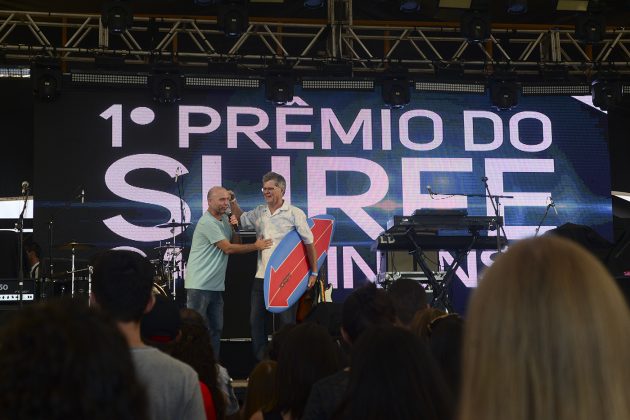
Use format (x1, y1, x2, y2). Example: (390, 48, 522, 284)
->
(186, 289, 223, 358)
(250, 278, 298, 360)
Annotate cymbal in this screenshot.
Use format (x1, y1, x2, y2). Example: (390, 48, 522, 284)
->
(156, 221, 191, 228)
(55, 242, 95, 251)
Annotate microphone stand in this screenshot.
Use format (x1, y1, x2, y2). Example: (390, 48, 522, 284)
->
(17, 188, 29, 308)
(534, 200, 554, 237)
(481, 177, 510, 254)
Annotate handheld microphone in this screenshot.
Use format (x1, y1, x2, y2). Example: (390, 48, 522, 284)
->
(481, 176, 488, 183)
(426, 185, 433, 196)
(21, 181, 29, 195)
(226, 210, 238, 232)
(549, 196, 558, 216)
(174, 167, 180, 183)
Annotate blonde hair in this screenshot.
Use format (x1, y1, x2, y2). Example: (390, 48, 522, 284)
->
(459, 235, 630, 420)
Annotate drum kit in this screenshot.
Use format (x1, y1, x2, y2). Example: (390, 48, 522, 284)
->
(41, 221, 191, 302)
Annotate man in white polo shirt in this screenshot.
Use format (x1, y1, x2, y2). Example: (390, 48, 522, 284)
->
(185, 186, 272, 358)
(230, 172, 318, 360)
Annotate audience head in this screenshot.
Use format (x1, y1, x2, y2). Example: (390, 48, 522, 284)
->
(140, 294, 181, 351)
(0, 299, 147, 420)
(341, 282, 396, 344)
(243, 360, 278, 420)
(91, 250, 155, 322)
(267, 323, 297, 361)
(276, 322, 340, 419)
(409, 306, 446, 339)
(336, 325, 453, 420)
(388, 278, 428, 327)
(427, 314, 464, 400)
(171, 308, 225, 420)
(459, 235, 630, 420)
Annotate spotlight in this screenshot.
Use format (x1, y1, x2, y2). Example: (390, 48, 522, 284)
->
(592, 77, 621, 111)
(101, 1, 133, 35)
(31, 58, 62, 101)
(575, 13, 605, 44)
(489, 71, 519, 110)
(400, 0, 420, 12)
(151, 65, 182, 104)
(507, 0, 527, 13)
(218, 1, 249, 38)
(382, 68, 410, 109)
(304, 0, 325, 8)
(265, 65, 294, 105)
(460, 10, 491, 42)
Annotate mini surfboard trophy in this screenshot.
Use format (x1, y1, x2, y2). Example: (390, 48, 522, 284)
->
(263, 214, 335, 313)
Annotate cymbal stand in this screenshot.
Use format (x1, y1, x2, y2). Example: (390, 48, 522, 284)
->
(17, 187, 29, 308)
(169, 220, 178, 300)
(71, 244, 76, 297)
(47, 186, 85, 280)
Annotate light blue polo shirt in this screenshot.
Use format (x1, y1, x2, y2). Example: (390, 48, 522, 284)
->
(185, 211, 233, 291)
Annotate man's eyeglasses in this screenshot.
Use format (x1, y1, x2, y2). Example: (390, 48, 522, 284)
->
(261, 187, 277, 193)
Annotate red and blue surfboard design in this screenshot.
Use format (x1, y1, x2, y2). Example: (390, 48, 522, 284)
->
(263, 214, 335, 313)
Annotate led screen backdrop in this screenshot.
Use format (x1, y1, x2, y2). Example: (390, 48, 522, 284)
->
(33, 86, 611, 305)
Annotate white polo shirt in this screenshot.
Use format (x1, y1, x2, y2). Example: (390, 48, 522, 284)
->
(240, 201, 314, 278)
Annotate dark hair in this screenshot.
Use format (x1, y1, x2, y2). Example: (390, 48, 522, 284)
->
(91, 250, 154, 322)
(334, 325, 453, 420)
(388, 278, 428, 326)
(171, 308, 226, 420)
(342, 282, 396, 343)
(276, 322, 340, 419)
(23, 236, 41, 259)
(141, 295, 181, 342)
(267, 323, 297, 361)
(0, 299, 148, 420)
(427, 314, 464, 401)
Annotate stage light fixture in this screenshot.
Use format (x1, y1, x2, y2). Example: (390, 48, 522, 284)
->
(71, 72, 147, 86)
(101, 1, 133, 35)
(302, 79, 374, 90)
(575, 12, 605, 44)
(218, 1, 249, 38)
(265, 66, 295, 105)
(489, 71, 519, 110)
(460, 10, 491, 42)
(400, 0, 420, 12)
(31, 58, 62, 102)
(415, 80, 485, 94)
(382, 68, 410, 109)
(591, 77, 622, 111)
(151, 65, 182, 104)
(304, 0, 325, 8)
(186, 76, 260, 88)
(507, 0, 527, 13)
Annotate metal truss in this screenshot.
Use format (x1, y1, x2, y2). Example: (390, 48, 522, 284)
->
(1, 8, 630, 77)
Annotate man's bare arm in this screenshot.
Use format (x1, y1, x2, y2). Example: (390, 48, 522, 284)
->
(215, 238, 272, 255)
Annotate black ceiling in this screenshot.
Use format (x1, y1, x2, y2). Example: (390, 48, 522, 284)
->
(1, 0, 630, 25)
